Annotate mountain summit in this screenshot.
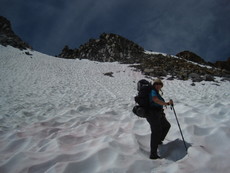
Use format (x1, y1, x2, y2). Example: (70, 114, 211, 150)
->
(59, 33, 145, 63)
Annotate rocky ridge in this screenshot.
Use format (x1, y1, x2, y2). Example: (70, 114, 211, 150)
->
(59, 33, 144, 63)
(176, 51, 211, 66)
(1, 16, 229, 82)
(214, 57, 230, 72)
(135, 54, 225, 82)
(59, 33, 230, 82)
(0, 16, 31, 50)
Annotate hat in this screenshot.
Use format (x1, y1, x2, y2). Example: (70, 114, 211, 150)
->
(153, 79, 163, 86)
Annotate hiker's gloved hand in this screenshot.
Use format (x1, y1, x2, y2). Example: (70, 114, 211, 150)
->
(168, 99, 173, 106)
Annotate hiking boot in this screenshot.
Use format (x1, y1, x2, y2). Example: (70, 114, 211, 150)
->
(158, 141, 163, 145)
(149, 154, 161, 160)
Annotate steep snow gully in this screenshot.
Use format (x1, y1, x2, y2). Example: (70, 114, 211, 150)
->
(0, 45, 230, 173)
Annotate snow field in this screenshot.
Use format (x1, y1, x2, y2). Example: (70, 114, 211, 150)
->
(0, 45, 230, 173)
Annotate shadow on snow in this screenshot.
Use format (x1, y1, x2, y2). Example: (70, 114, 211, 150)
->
(159, 138, 192, 161)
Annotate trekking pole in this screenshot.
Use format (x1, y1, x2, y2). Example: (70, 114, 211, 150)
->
(170, 102, 188, 153)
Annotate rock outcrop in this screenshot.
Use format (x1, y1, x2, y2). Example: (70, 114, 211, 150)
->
(176, 51, 210, 65)
(214, 57, 230, 72)
(134, 53, 227, 81)
(0, 16, 31, 50)
(176, 51, 230, 73)
(59, 33, 145, 63)
(59, 33, 230, 82)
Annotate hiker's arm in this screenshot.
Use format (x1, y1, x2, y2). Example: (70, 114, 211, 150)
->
(153, 96, 171, 106)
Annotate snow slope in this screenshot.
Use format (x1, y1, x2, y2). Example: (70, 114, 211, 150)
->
(0, 45, 230, 173)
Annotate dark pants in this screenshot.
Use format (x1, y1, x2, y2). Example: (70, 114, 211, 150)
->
(146, 109, 171, 155)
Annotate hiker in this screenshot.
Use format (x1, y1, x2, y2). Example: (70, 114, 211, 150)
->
(147, 79, 173, 159)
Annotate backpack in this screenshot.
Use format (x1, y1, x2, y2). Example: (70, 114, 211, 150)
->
(132, 79, 153, 118)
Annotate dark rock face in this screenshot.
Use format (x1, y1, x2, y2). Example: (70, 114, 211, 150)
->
(135, 54, 228, 81)
(176, 51, 208, 65)
(0, 16, 31, 50)
(214, 57, 230, 72)
(59, 33, 145, 63)
(176, 51, 230, 73)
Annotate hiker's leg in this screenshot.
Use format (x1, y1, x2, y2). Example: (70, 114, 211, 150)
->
(160, 115, 171, 141)
(146, 113, 162, 155)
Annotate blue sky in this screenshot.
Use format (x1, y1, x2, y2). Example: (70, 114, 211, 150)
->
(1, 0, 230, 62)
